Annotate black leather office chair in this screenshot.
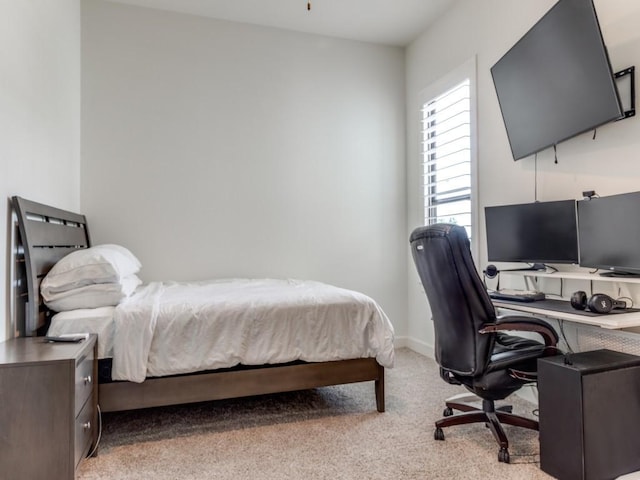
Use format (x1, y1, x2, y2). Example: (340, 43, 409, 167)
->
(409, 223, 560, 463)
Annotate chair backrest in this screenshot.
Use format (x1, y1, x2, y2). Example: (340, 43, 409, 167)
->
(410, 223, 496, 377)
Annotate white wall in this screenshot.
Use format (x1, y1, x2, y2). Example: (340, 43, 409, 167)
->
(0, 1, 81, 342)
(81, 0, 408, 334)
(406, 0, 640, 356)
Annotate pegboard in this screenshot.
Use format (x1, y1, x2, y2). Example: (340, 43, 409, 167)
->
(561, 320, 640, 356)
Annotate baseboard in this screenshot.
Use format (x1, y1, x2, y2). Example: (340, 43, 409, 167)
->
(393, 336, 409, 349)
(401, 337, 434, 359)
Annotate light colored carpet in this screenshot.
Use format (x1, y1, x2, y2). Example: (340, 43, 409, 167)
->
(78, 349, 554, 479)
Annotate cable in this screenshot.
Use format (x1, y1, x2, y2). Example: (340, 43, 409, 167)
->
(534, 152, 538, 202)
(558, 320, 574, 353)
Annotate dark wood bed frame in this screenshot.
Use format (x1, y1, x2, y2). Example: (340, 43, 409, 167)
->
(12, 196, 385, 413)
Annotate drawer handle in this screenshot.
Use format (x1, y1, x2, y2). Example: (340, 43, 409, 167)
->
(83, 421, 91, 431)
(83, 375, 92, 385)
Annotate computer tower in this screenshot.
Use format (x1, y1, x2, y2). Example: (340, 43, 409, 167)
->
(538, 349, 640, 480)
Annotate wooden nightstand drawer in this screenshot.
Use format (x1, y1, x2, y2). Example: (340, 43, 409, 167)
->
(75, 347, 95, 415)
(74, 398, 95, 468)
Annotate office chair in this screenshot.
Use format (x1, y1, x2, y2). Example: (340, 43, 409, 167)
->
(409, 224, 560, 463)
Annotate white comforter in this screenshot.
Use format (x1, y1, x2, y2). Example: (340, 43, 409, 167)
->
(93, 278, 395, 382)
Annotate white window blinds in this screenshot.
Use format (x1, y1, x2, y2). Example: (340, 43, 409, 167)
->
(421, 79, 472, 240)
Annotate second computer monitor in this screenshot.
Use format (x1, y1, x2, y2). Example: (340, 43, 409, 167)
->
(577, 191, 640, 276)
(485, 199, 579, 265)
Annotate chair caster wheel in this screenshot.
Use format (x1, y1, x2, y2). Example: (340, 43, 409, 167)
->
(443, 407, 453, 417)
(498, 447, 510, 463)
(434, 427, 445, 441)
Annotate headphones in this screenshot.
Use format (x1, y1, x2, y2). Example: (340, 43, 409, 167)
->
(570, 291, 627, 314)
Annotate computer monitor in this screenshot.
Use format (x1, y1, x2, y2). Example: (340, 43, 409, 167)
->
(485, 199, 579, 264)
(577, 191, 640, 276)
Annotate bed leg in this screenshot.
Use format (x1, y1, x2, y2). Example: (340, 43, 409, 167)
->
(375, 366, 385, 412)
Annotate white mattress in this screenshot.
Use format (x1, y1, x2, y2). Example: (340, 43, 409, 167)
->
(47, 278, 395, 383)
(47, 306, 116, 359)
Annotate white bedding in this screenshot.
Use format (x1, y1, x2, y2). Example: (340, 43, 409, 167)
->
(48, 278, 395, 383)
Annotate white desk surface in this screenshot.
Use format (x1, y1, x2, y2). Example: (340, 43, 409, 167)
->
(493, 300, 640, 330)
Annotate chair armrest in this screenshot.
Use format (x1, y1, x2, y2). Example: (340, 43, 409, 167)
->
(479, 315, 559, 348)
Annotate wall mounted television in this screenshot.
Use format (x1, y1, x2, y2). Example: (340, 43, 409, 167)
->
(577, 191, 640, 277)
(485, 199, 579, 265)
(491, 0, 623, 161)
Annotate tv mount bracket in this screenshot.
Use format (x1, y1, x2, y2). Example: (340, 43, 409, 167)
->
(615, 66, 635, 119)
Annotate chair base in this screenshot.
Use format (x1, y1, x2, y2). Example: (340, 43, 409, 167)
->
(435, 397, 539, 463)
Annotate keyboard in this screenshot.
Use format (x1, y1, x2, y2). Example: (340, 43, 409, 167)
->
(489, 289, 546, 302)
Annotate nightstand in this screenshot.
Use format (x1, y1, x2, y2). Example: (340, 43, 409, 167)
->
(0, 334, 98, 479)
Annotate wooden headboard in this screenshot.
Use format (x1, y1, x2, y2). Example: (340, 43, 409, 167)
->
(12, 196, 91, 337)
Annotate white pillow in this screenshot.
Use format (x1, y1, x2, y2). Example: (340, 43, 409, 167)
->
(41, 244, 141, 296)
(44, 274, 142, 312)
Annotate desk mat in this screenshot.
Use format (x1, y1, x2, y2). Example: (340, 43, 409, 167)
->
(496, 298, 640, 317)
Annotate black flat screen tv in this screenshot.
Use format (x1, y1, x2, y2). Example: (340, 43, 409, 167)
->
(485, 199, 579, 264)
(577, 191, 640, 276)
(491, 0, 623, 161)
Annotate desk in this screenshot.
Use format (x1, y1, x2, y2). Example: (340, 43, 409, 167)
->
(493, 298, 640, 329)
(493, 269, 640, 329)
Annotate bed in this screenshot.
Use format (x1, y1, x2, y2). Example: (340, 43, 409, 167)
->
(12, 196, 393, 414)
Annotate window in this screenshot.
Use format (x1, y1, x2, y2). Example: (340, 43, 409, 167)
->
(422, 80, 471, 234)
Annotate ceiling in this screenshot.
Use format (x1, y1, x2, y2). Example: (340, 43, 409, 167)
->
(104, 0, 458, 47)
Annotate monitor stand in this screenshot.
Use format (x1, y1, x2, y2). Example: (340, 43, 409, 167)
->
(508, 263, 547, 272)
